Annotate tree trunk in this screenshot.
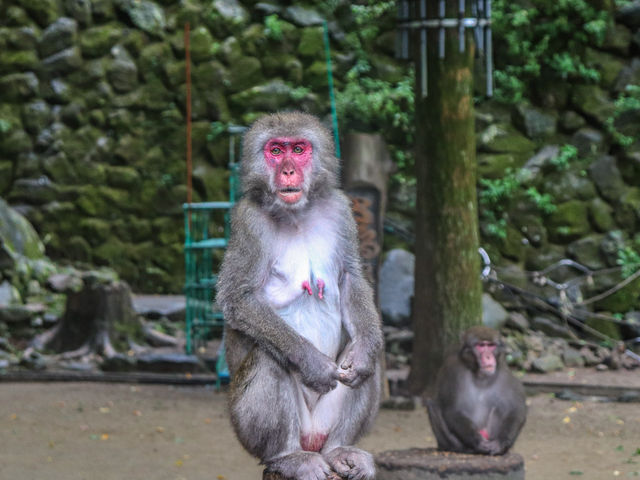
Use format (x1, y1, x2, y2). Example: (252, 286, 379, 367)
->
(408, 2, 482, 396)
(35, 275, 140, 359)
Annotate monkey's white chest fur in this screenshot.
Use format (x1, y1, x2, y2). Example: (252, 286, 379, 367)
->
(264, 217, 343, 360)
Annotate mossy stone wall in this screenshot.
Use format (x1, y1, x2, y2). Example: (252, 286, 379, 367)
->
(0, 0, 403, 292)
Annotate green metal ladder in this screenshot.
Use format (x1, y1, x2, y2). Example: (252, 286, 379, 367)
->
(183, 126, 244, 386)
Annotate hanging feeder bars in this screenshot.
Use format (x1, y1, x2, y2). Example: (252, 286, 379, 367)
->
(396, 0, 493, 97)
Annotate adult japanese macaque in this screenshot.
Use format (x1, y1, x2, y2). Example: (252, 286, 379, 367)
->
(426, 326, 527, 456)
(217, 112, 383, 480)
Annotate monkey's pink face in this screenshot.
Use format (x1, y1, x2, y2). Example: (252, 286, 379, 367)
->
(475, 341, 497, 375)
(264, 137, 313, 204)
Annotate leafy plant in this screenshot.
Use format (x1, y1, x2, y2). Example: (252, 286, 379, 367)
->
(263, 14, 283, 41)
(333, 0, 414, 180)
(492, 0, 610, 103)
(551, 144, 578, 171)
(0, 119, 12, 134)
(606, 84, 640, 148)
(617, 246, 640, 278)
(526, 187, 557, 214)
(478, 170, 557, 238)
(478, 173, 521, 207)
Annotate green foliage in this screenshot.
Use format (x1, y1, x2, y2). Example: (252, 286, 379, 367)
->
(0, 119, 12, 134)
(492, 0, 610, 103)
(207, 121, 227, 142)
(334, 0, 414, 180)
(479, 173, 520, 207)
(526, 187, 557, 214)
(263, 14, 283, 41)
(617, 245, 640, 278)
(478, 172, 521, 238)
(606, 84, 640, 147)
(478, 170, 557, 238)
(551, 144, 578, 171)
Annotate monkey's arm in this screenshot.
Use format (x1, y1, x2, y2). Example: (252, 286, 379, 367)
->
(336, 195, 384, 388)
(217, 202, 340, 394)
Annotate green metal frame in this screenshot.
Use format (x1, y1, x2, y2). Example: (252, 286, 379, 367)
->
(183, 126, 244, 386)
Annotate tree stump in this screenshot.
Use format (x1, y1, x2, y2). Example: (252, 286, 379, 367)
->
(31, 273, 140, 360)
(342, 132, 393, 295)
(376, 448, 525, 480)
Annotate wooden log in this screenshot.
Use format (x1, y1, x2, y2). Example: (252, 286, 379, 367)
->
(341, 132, 393, 296)
(376, 448, 525, 480)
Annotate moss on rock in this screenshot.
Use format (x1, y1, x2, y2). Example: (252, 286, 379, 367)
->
(547, 200, 590, 243)
(80, 23, 124, 58)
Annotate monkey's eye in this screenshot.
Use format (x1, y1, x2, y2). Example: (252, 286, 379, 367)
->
(271, 147, 282, 155)
(293, 145, 304, 154)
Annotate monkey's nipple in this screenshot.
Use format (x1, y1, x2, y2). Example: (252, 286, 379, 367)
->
(317, 279, 325, 299)
(301, 280, 313, 296)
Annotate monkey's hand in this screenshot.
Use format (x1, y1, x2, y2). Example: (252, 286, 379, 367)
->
(337, 342, 375, 388)
(297, 349, 340, 394)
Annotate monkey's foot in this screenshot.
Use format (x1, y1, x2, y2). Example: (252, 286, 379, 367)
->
(325, 446, 375, 480)
(302, 280, 313, 296)
(267, 451, 335, 480)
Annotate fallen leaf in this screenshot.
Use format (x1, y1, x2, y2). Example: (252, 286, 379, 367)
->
(99, 407, 110, 414)
(563, 416, 571, 424)
(9, 413, 17, 420)
(156, 426, 165, 433)
(133, 410, 142, 417)
(175, 459, 183, 467)
(204, 418, 212, 424)
(101, 434, 109, 440)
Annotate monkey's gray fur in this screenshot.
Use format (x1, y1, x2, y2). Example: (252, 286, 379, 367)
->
(217, 112, 383, 480)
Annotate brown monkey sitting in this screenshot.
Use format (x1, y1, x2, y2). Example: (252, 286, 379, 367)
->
(427, 326, 527, 455)
(217, 112, 383, 480)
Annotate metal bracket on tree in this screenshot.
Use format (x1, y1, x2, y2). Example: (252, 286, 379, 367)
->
(396, 0, 494, 97)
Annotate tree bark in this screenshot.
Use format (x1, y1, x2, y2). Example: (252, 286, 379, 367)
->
(35, 276, 139, 359)
(408, 2, 483, 396)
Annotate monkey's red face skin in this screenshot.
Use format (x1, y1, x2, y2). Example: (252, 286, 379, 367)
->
(475, 341, 497, 375)
(264, 137, 312, 204)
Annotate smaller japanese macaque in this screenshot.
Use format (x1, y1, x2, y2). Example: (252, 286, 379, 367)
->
(426, 326, 527, 455)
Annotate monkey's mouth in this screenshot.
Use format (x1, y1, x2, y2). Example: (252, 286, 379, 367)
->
(278, 187, 303, 204)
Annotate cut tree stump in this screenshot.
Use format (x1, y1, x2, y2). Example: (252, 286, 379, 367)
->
(376, 448, 525, 480)
(31, 273, 140, 360)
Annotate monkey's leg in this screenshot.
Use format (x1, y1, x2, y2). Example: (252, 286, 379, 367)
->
(487, 407, 526, 455)
(230, 350, 334, 480)
(426, 400, 466, 452)
(317, 372, 380, 480)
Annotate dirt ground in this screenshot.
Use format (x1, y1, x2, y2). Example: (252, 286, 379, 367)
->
(1, 374, 639, 480)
